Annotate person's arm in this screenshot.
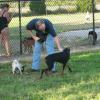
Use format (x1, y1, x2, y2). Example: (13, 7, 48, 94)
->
(6, 12, 11, 22)
(26, 20, 40, 41)
(27, 30, 40, 41)
(54, 36, 63, 52)
(8, 13, 13, 23)
(0, 10, 2, 17)
(47, 21, 63, 51)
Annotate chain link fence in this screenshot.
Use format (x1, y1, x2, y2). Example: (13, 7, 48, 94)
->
(0, 0, 100, 56)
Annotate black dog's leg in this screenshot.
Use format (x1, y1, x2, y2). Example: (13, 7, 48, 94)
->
(61, 63, 72, 76)
(67, 64, 72, 72)
(61, 63, 66, 75)
(40, 69, 45, 79)
(40, 68, 49, 79)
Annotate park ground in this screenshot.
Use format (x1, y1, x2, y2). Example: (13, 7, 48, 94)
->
(0, 51, 100, 100)
(0, 11, 100, 100)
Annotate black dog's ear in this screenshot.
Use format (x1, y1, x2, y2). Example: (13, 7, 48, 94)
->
(63, 48, 70, 53)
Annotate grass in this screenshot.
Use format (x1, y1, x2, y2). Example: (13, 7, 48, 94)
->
(0, 52, 100, 100)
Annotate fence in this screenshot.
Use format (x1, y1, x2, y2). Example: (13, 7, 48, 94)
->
(0, 0, 100, 56)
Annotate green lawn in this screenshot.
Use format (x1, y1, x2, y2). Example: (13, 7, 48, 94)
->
(0, 52, 100, 100)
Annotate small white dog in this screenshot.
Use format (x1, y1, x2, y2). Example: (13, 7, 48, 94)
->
(12, 59, 24, 75)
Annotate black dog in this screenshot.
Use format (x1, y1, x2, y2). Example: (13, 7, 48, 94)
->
(40, 48, 72, 78)
(88, 31, 97, 45)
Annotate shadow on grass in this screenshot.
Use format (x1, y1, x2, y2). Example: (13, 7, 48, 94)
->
(0, 52, 100, 100)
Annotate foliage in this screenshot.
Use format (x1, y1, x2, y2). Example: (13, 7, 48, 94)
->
(29, 0, 46, 15)
(76, 0, 93, 12)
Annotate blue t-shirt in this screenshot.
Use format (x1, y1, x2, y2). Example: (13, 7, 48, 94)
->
(26, 18, 57, 37)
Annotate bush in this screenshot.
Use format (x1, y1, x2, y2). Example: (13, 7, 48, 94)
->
(47, 7, 77, 14)
(29, 0, 46, 15)
(76, 0, 93, 12)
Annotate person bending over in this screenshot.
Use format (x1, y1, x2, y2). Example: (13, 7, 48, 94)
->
(26, 19, 63, 72)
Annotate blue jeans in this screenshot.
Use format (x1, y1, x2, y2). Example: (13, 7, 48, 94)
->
(32, 34, 56, 71)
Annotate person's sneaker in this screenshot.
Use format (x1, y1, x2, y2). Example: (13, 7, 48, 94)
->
(52, 71, 57, 73)
(32, 69, 40, 72)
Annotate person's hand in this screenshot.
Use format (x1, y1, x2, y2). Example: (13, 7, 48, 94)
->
(33, 37, 40, 41)
(59, 47, 63, 52)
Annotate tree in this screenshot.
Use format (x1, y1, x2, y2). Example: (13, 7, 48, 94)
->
(29, 0, 46, 15)
(76, 0, 93, 12)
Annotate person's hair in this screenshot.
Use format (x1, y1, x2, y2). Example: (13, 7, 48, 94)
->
(1, 4, 9, 9)
(35, 19, 45, 29)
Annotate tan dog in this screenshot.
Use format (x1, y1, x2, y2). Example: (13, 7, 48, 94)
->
(22, 37, 35, 54)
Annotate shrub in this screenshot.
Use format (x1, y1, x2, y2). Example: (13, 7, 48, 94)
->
(76, 0, 93, 12)
(29, 0, 46, 15)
